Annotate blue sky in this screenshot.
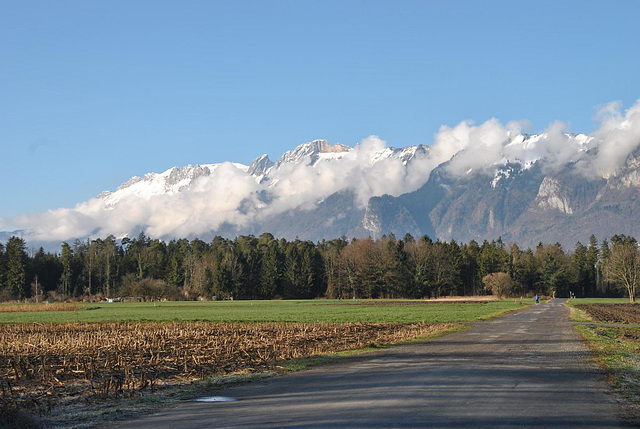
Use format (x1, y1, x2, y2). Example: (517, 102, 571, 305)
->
(1, 0, 639, 224)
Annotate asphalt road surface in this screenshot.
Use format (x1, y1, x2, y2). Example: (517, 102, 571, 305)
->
(113, 299, 623, 428)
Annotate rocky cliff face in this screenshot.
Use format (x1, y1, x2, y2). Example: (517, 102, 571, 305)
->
(360, 151, 639, 248)
(535, 177, 574, 215)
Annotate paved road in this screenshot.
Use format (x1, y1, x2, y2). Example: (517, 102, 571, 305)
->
(113, 299, 623, 428)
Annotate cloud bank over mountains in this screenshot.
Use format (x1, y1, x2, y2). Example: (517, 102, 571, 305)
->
(5, 98, 640, 243)
(436, 99, 640, 179)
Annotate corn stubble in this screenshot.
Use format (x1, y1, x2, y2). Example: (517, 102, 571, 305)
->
(0, 321, 450, 415)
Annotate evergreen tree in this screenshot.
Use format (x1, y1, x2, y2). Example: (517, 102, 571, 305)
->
(460, 241, 481, 296)
(166, 252, 185, 289)
(236, 235, 261, 299)
(130, 232, 151, 279)
(101, 235, 119, 298)
(599, 239, 612, 296)
(202, 266, 214, 297)
(191, 238, 209, 257)
(320, 238, 348, 299)
(425, 240, 462, 298)
(384, 239, 412, 297)
(28, 247, 63, 299)
(296, 241, 319, 298)
(147, 239, 168, 279)
(283, 240, 301, 298)
(84, 239, 99, 295)
(536, 243, 570, 297)
(59, 242, 74, 297)
(5, 237, 28, 299)
(71, 240, 87, 296)
(259, 233, 282, 299)
(586, 235, 600, 297)
(213, 253, 234, 299)
(405, 235, 434, 298)
(0, 242, 6, 293)
(478, 240, 509, 279)
(512, 248, 538, 297)
(571, 242, 589, 298)
(3, 230, 635, 302)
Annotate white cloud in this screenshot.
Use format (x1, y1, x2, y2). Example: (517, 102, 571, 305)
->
(261, 135, 438, 213)
(590, 99, 640, 177)
(5, 98, 640, 243)
(12, 163, 261, 241)
(439, 119, 511, 176)
(506, 119, 534, 134)
(16, 203, 104, 242)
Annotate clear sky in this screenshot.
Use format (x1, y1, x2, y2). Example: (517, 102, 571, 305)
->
(1, 0, 639, 223)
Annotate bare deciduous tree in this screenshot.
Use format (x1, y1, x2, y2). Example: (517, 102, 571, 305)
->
(606, 236, 640, 303)
(482, 272, 513, 298)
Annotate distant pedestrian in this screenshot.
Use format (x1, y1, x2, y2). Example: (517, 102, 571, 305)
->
(535, 294, 539, 304)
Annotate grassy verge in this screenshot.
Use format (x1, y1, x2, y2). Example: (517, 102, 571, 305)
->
(566, 300, 594, 322)
(566, 299, 640, 423)
(574, 324, 640, 423)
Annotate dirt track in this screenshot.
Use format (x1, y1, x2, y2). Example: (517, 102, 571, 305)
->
(112, 299, 624, 428)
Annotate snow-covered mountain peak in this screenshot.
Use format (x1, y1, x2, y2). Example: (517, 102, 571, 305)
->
(396, 144, 430, 164)
(101, 162, 249, 207)
(315, 140, 351, 153)
(7, 96, 640, 247)
(480, 133, 594, 188)
(247, 154, 273, 178)
(272, 139, 352, 169)
(366, 144, 430, 167)
(8, 125, 640, 249)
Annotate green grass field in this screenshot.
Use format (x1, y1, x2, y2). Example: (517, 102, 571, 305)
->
(0, 299, 528, 324)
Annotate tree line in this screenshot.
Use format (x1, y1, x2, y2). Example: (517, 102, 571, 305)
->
(0, 232, 638, 302)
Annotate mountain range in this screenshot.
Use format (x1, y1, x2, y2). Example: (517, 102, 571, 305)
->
(4, 111, 640, 251)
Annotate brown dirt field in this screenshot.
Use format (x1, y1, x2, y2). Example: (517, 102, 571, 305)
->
(0, 321, 453, 417)
(575, 303, 640, 324)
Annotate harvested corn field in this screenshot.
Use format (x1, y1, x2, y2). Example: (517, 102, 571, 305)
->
(575, 303, 640, 324)
(0, 321, 453, 414)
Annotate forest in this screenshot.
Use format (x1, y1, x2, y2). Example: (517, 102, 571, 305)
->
(0, 232, 638, 302)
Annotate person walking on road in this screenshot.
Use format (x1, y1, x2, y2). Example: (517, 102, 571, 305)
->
(535, 294, 539, 304)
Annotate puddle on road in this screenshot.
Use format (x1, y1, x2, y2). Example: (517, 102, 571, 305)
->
(195, 396, 238, 403)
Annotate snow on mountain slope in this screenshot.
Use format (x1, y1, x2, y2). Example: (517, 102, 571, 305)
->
(44, 136, 434, 242)
(487, 133, 593, 188)
(256, 138, 432, 212)
(90, 131, 598, 222)
(100, 163, 249, 207)
(269, 139, 351, 170)
(6, 98, 640, 245)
